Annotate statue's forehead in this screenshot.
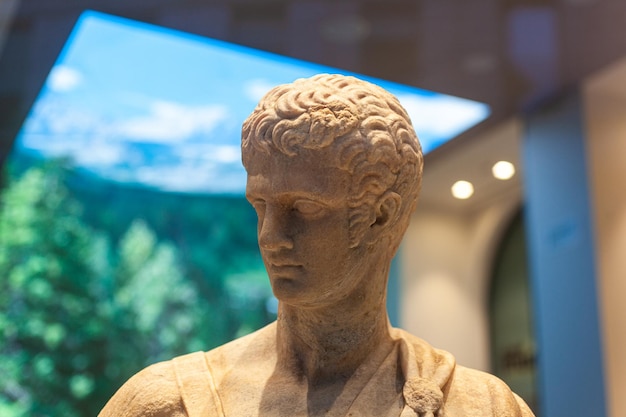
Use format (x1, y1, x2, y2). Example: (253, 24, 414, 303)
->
(245, 150, 351, 202)
(245, 146, 338, 172)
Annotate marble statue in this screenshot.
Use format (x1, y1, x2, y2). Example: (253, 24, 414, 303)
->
(99, 74, 534, 417)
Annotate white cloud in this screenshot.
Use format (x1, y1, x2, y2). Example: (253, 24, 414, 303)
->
(177, 144, 241, 164)
(243, 79, 275, 102)
(23, 96, 108, 137)
(213, 145, 241, 163)
(47, 65, 83, 92)
(19, 132, 124, 167)
(117, 101, 228, 143)
(18, 94, 246, 193)
(72, 141, 125, 166)
(396, 94, 489, 138)
(127, 164, 245, 194)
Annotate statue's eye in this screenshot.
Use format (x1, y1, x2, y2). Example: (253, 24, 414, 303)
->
(251, 199, 266, 213)
(293, 200, 326, 218)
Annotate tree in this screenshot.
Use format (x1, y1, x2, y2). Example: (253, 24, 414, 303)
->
(0, 164, 212, 416)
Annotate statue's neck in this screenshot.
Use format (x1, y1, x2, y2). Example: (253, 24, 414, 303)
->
(275, 266, 393, 385)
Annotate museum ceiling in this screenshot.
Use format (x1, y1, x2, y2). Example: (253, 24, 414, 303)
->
(1, 0, 625, 169)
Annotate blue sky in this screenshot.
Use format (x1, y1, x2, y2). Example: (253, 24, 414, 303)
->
(16, 11, 489, 194)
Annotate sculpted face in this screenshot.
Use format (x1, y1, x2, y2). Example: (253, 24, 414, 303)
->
(241, 74, 424, 307)
(245, 148, 368, 307)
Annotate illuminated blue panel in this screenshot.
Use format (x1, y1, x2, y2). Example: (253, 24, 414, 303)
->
(15, 11, 489, 194)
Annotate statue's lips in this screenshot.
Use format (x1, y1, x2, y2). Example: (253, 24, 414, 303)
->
(269, 262, 302, 269)
(264, 255, 301, 268)
(267, 262, 303, 278)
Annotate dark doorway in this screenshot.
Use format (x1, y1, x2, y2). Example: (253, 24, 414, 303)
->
(489, 211, 538, 413)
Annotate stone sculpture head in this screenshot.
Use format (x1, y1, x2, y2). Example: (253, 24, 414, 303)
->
(99, 74, 535, 417)
(242, 74, 423, 306)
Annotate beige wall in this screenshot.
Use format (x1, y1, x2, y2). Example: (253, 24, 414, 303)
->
(584, 63, 626, 417)
(398, 66, 626, 413)
(400, 194, 520, 371)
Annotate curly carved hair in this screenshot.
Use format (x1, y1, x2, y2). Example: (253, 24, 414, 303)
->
(241, 74, 423, 248)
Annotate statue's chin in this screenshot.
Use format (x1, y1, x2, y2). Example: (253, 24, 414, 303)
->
(270, 276, 337, 309)
(270, 276, 306, 303)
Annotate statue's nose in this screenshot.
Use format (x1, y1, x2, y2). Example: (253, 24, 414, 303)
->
(258, 206, 294, 251)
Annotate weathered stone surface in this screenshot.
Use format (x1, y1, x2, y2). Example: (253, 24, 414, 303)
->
(99, 74, 534, 417)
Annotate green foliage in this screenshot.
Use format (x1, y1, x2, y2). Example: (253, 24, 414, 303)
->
(0, 163, 263, 416)
(63, 167, 273, 345)
(0, 165, 99, 416)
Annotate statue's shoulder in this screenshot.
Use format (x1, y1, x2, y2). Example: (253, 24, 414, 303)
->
(391, 328, 533, 416)
(446, 365, 534, 417)
(99, 323, 277, 417)
(98, 360, 187, 417)
(202, 322, 278, 379)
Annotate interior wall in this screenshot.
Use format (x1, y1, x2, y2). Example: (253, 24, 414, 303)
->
(400, 196, 520, 371)
(584, 63, 626, 417)
(522, 90, 607, 417)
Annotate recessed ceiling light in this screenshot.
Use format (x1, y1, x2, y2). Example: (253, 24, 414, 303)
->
(451, 180, 474, 200)
(492, 161, 515, 180)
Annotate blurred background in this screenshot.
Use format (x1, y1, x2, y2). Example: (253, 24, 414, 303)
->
(1, 1, 625, 416)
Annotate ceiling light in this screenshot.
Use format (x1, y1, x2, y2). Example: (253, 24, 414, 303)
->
(492, 161, 515, 180)
(451, 180, 474, 200)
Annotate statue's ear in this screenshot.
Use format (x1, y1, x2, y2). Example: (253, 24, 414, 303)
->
(365, 191, 401, 242)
